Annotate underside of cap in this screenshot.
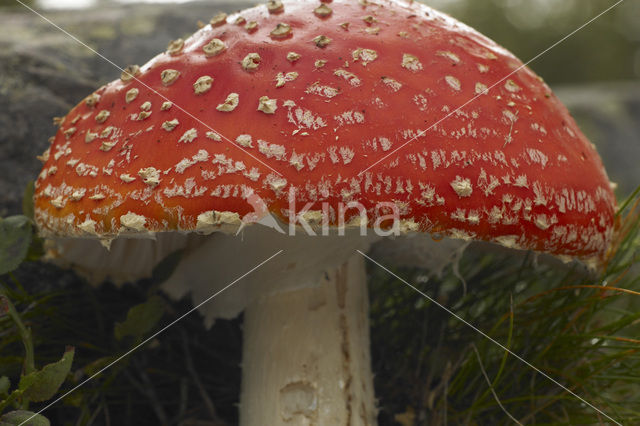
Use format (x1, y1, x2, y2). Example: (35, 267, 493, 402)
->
(46, 217, 596, 326)
(34, 0, 617, 263)
(46, 222, 381, 325)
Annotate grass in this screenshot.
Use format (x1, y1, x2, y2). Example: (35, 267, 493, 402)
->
(370, 191, 640, 425)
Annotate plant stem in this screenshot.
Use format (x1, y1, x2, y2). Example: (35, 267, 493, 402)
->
(0, 291, 35, 375)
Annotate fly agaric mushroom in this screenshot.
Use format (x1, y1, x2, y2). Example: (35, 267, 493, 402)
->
(33, 0, 616, 424)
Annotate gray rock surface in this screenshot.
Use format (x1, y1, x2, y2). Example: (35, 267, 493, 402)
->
(554, 83, 640, 198)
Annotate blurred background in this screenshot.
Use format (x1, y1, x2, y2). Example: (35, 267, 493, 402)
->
(0, 1, 638, 425)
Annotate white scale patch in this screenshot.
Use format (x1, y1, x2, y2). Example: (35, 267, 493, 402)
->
(487, 206, 503, 224)
(450, 176, 473, 198)
(445, 75, 461, 91)
(306, 82, 340, 98)
(179, 128, 198, 143)
(78, 219, 98, 235)
(85, 131, 98, 143)
(504, 79, 521, 93)
(495, 235, 519, 249)
(477, 169, 500, 196)
(287, 107, 327, 130)
(352, 48, 378, 66)
(138, 167, 161, 187)
(175, 149, 210, 174)
(50, 195, 65, 209)
(306, 153, 325, 171)
(120, 212, 147, 232)
(257, 96, 277, 114)
(275, 72, 298, 88)
(475, 82, 488, 95)
(70, 188, 86, 201)
(103, 159, 115, 176)
(413, 94, 429, 111)
(379, 137, 392, 152)
(163, 177, 207, 198)
(504, 174, 519, 188)
(451, 208, 480, 225)
(437, 50, 460, 64)
(244, 167, 260, 181)
(339, 147, 355, 164)
(235, 134, 253, 147)
(502, 109, 518, 124)
(162, 119, 179, 131)
(217, 93, 240, 112)
(327, 146, 339, 164)
(402, 53, 423, 71)
(75, 163, 99, 177)
(206, 131, 222, 141)
(289, 151, 305, 170)
(193, 76, 213, 94)
(367, 137, 393, 152)
(258, 140, 286, 160)
(334, 69, 361, 87)
(531, 123, 548, 135)
(534, 213, 552, 230)
(526, 148, 549, 168)
(212, 154, 246, 175)
(54, 141, 71, 161)
(195, 211, 241, 234)
(264, 174, 287, 193)
(334, 111, 365, 127)
(381, 77, 402, 92)
(532, 181, 548, 206)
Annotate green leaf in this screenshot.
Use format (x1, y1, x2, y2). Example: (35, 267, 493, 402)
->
(24, 237, 44, 263)
(61, 390, 83, 408)
(114, 296, 165, 341)
(22, 182, 35, 221)
(0, 377, 9, 397)
(151, 249, 184, 283)
(0, 410, 50, 426)
(0, 216, 32, 275)
(18, 347, 74, 403)
(82, 356, 114, 377)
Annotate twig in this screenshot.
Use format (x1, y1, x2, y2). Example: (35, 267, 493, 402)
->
(177, 377, 189, 421)
(443, 374, 447, 426)
(74, 390, 101, 426)
(472, 344, 523, 425)
(0, 291, 35, 375)
(428, 346, 469, 425)
(452, 243, 470, 297)
(102, 395, 111, 426)
(422, 322, 445, 412)
(85, 397, 105, 426)
(181, 329, 226, 425)
(125, 364, 169, 426)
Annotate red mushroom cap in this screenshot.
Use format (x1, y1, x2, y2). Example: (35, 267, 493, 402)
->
(34, 0, 616, 261)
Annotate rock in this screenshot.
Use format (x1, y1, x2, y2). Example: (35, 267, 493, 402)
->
(555, 82, 640, 198)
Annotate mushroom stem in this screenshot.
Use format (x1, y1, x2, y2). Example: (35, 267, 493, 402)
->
(240, 253, 377, 425)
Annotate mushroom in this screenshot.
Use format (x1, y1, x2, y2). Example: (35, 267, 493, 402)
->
(33, 0, 616, 424)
